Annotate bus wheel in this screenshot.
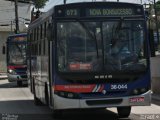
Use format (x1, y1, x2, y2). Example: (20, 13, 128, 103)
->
(53, 110, 63, 119)
(33, 85, 43, 106)
(17, 81, 22, 87)
(45, 84, 49, 106)
(117, 106, 131, 118)
(34, 94, 43, 106)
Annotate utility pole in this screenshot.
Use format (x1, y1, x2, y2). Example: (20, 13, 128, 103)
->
(11, 21, 13, 33)
(153, 0, 160, 45)
(117, 0, 119, 2)
(64, 0, 66, 4)
(15, 0, 19, 33)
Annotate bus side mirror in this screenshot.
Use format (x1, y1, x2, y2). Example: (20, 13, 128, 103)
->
(2, 46, 6, 54)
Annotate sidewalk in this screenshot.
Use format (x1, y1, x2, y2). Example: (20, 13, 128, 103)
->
(0, 73, 7, 79)
(152, 93, 160, 101)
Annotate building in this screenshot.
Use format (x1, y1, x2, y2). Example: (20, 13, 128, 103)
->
(0, 0, 32, 72)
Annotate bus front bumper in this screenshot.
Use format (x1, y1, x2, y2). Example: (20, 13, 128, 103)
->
(53, 90, 151, 110)
(8, 74, 27, 82)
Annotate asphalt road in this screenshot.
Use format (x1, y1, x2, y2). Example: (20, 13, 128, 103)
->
(0, 79, 160, 120)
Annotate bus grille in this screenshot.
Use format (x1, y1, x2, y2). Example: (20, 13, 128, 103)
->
(86, 99, 122, 106)
(81, 91, 127, 99)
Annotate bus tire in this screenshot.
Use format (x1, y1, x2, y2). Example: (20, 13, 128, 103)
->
(30, 78, 34, 93)
(45, 83, 49, 106)
(117, 106, 131, 118)
(34, 94, 43, 106)
(33, 82, 43, 106)
(32, 77, 35, 94)
(17, 81, 22, 87)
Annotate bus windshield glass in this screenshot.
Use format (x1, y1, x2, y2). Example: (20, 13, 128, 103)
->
(57, 20, 147, 72)
(8, 42, 27, 65)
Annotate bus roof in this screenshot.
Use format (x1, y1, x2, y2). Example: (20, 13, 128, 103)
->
(55, 2, 142, 8)
(28, 2, 143, 30)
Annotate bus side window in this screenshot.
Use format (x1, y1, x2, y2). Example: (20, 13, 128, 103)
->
(44, 22, 47, 55)
(47, 16, 53, 41)
(2, 45, 5, 54)
(42, 24, 45, 55)
(47, 23, 52, 41)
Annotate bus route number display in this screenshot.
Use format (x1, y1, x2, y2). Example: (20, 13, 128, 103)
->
(87, 8, 134, 16)
(65, 9, 79, 16)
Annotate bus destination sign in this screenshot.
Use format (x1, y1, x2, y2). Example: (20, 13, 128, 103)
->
(86, 8, 134, 16)
(58, 7, 140, 17)
(12, 37, 26, 42)
(15, 37, 26, 41)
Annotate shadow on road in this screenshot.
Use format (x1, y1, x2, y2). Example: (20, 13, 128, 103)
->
(61, 109, 131, 120)
(0, 100, 52, 114)
(0, 81, 28, 88)
(0, 100, 53, 120)
(0, 109, 132, 120)
(0, 99, 132, 120)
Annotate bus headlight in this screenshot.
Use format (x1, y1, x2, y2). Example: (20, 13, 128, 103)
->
(132, 88, 149, 95)
(55, 91, 80, 99)
(140, 88, 149, 94)
(8, 69, 17, 75)
(133, 89, 139, 95)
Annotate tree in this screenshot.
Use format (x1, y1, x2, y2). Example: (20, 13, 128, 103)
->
(33, 0, 49, 9)
(156, 0, 160, 14)
(155, 1, 160, 27)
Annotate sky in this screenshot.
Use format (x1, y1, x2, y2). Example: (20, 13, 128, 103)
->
(42, 0, 154, 12)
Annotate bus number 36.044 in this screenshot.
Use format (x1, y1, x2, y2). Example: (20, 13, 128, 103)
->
(111, 84, 128, 90)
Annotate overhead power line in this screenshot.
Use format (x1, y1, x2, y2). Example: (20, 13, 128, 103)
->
(5, 0, 32, 4)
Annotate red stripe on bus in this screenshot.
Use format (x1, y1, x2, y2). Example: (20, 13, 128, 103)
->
(98, 85, 105, 92)
(54, 84, 97, 93)
(7, 65, 27, 69)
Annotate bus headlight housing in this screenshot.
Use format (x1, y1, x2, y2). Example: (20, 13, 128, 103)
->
(55, 91, 80, 99)
(133, 89, 139, 95)
(8, 69, 17, 75)
(132, 88, 149, 95)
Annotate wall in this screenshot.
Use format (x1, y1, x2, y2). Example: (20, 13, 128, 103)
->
(0, 32, 10, 72)
(150, 55, 160, 94)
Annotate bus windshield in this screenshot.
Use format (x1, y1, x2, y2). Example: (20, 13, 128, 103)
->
(57, 20, 147, 72)
(8, 43, 27, 65)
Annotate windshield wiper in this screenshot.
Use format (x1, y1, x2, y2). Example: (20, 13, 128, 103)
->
(74, 19, 99, 58)
(111, 20, 122, 40)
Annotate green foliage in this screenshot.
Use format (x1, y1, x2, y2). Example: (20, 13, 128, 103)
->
(33, 0, 49, 9)
(155, 1, 160, 28)
(156, 0, 160, 9)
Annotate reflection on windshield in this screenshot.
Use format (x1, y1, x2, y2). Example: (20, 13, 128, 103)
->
(57, 21, 147, 72)
(8, 43, 27, 65)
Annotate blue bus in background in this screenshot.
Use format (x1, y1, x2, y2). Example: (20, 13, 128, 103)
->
(6, 33, 27, 86)
(27, 2, 151, 118)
